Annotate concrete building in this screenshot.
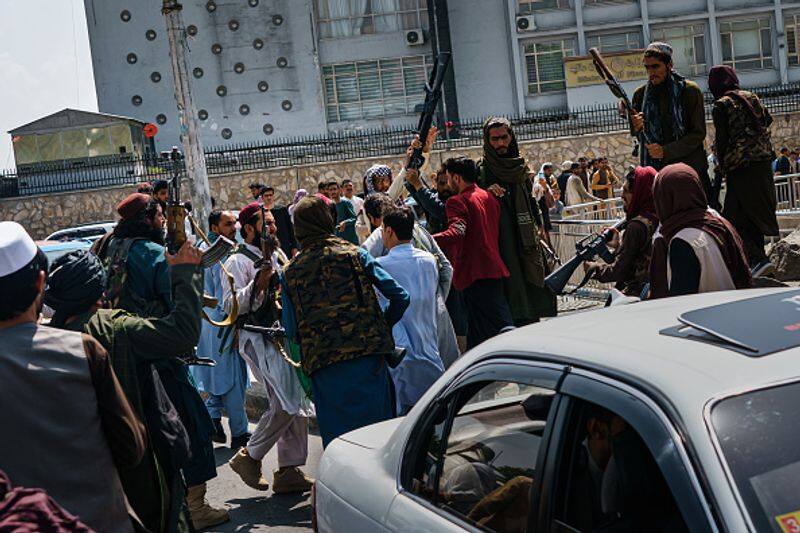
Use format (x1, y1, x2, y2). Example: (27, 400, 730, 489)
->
(83, 0, 800, 151)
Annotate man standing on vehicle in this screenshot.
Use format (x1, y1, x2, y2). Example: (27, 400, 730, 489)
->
(190, 210, 251, 450)
(434, 156, 513, 349)
(224, 202, 314, 494)
(630, 42, 712, 205)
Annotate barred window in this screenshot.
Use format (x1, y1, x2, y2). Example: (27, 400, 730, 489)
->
(316, 0, 428, 39)
(786, 13, 800, 66)
(720, 17, 773, 71)
(518, 0, 570, 13)
(650, 24, 707, 76)
(524, 38, 576, 94)
(586, 30, 643, 53)
(322, 55, 432, 122)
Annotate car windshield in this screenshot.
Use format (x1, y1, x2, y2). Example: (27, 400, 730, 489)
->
(710, 381, 800, 532)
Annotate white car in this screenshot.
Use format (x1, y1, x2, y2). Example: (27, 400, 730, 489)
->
(314, 288, 800, 533)
(46, 221, 116, 243)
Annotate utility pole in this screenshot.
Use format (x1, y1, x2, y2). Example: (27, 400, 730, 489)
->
(162, 0, 212, 233)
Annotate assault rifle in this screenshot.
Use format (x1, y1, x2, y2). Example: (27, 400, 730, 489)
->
(165, 147, 234, 267)
(407, 51, 451, 170)
(589, 48, 651, 162)
(545, 219, 628, 296)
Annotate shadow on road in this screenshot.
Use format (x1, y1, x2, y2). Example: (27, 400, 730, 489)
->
(214, 446, 239, 468)
(224, 493, 312, 530)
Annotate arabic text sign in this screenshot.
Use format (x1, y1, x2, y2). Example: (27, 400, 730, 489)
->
(565, 50, 646, 88)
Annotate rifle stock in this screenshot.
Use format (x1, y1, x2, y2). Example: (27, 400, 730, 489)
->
(407, 52, 451, 170)
(166, 147, 187, 254)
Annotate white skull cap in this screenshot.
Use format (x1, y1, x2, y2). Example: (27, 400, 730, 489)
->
(0, 222, 38, 277)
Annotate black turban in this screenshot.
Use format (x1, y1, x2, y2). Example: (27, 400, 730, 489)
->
(44, 250, 107, 323)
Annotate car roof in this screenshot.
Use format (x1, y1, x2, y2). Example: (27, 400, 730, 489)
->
(468, 288, 800, 414)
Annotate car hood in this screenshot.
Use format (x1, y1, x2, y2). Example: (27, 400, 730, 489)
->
(337, 416, 405, 450)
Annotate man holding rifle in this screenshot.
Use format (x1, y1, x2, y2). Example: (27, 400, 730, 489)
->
(629, 42, 714, 206)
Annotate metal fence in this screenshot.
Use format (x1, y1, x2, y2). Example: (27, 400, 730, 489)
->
(3, 81, 800, 199)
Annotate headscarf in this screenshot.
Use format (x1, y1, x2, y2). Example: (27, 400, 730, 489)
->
(625, 166, 658, 224)
(292, 195, 338, 248)
(537, 162, 554, 180)
(44, 250, 107, 326)
(363, 164, 392, 196)
(288, 188, 308, 218)
(482, 117, 544, 285)
(708, 65, 764, 133)
(649, 164, 752, 298)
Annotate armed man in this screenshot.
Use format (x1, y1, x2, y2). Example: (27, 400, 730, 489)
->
(223, 202, 314, 494)
(630, 43, 714, 206)
(93, 192, 226, 529)
(478, 117, 556, 326)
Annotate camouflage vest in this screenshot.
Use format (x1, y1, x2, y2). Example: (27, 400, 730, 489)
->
(621, 216, 655, 297)
(283, 239, 394, 375)
(716, 91, 774, 174)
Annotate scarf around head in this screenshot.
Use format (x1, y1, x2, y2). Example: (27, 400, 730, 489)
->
(708, 65, 764, 133)
(642, 72, 686, 166)
(293, 195, 347, 248)
(482, 117, 544, 286)
(44, 250, 107, 326)
(649, 163, 752, 299)
(626, 166, 658, 224)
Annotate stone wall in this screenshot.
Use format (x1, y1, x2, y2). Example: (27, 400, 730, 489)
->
(5, 110, 800, 240)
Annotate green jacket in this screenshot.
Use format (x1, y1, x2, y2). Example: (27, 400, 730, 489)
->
(63, 264, 204, 533)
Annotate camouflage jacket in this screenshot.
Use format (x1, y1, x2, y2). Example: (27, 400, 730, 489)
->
(283, 238, 396, 375)
(712, 90, 774, 174)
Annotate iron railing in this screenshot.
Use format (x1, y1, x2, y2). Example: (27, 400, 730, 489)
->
(3, 82, 800, 198)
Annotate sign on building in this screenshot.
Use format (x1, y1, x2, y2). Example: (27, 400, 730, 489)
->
(564, 50, 646, 88)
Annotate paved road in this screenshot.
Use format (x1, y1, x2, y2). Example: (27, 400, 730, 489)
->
(204, 420, 322, 532)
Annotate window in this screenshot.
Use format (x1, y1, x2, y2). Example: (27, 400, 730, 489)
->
(586, 30, 643, 53)
(524, 38, 576, 94)
(550, 399, 689, 532)
(786, 13, 800, 66)
(720, 17, 773, 71)
(711, 381, 800, 532)
(316, 0, 428, 39)
(322, 55, 431, 122)
(518, 0, 570, 13)
(650, 24, 707, 76)
(407, 378, 557, 532)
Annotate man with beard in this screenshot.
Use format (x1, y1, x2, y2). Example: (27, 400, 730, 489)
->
(191, 211, 251, 450)
(478, 117, 556, 326)
(224, 203, 314, 494)
(630, 42, 712, 206)
(405, 164, 453, 234)
(94, 193, 226, 528)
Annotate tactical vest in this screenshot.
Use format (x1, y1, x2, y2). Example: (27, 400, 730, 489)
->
(283, 239, 394, 375)
(104, 237, 168, 318)
(716, 91, 774, 174)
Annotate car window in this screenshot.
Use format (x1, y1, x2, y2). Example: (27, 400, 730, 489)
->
(710, 380, 800, 532)
(550, 399, 688, 533)
(409, 379, 555, 532)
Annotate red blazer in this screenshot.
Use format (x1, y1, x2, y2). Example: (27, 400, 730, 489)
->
(433, 183, 509, 291)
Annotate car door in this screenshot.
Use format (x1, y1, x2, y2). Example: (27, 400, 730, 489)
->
(536, 369, 718, 533)
(386, 358, 566, 532)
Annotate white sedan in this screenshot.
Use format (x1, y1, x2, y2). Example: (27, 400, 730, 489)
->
(313, 288, 800, 532)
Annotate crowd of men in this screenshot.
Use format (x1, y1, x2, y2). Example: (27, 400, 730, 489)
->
(0, 41, 784, 532)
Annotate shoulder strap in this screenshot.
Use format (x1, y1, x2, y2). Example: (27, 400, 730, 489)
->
(234, 244, 262, 264)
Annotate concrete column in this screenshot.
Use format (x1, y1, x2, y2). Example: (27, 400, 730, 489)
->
(576, 0, 587, 55)
(707, 0, 722, 66)
(506, 0, 527, 114)
(641, 0, 651, 45)
(776, 0, 790, 84)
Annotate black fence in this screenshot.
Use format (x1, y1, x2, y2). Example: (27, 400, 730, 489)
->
(3, 81, 800, 199)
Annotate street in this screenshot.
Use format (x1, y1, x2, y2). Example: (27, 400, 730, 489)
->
(205, 420, 323, 532)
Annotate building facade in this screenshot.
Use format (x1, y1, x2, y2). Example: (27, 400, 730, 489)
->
(83, 0, 800, 151)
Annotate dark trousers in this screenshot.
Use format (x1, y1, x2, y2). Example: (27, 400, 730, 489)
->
(463, 278, 514, 350)
(445, 288, 468, 337)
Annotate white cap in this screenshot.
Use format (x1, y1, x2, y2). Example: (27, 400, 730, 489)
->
(0, 222, 38, 277)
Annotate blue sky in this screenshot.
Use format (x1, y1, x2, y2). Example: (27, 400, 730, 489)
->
(0, 0, 97, 169)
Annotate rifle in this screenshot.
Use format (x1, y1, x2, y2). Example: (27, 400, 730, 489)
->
(545, 219, 628, 296)
(407, 51, 451, 170)
(165, 147, 234, 267)
(588, 48, 651, 162)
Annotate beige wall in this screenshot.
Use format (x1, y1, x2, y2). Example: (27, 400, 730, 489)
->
(6, 111, 800, 240)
